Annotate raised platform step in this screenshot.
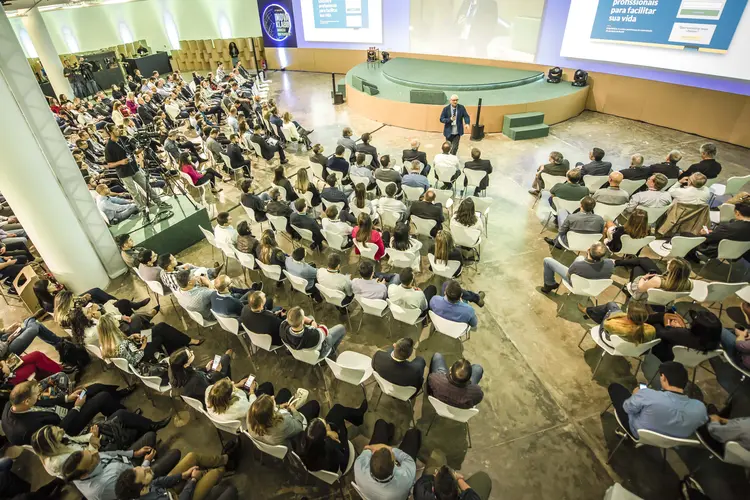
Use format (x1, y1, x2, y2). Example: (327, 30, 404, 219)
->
(503, 111, 545, 129)
(505, 123, 550, 141)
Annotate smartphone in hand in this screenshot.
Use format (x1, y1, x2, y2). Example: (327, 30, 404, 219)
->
(639, 383, 647, 390)
(211, 355, 221, 371)
(78, 389, 88, 400)
(244, 375, 255, 390)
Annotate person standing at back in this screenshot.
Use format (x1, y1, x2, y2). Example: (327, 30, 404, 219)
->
(439, 95, 470, 155)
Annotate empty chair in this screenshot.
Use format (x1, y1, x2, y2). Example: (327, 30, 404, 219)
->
(583, 175, 610, 193)
(560, 231, 603, 254)
(130, 366, 172, 405)
(428, 310, 471, 341)
(372, 371, 417, 426)
(426, 395, 480, 448)
(354, 295, 390, 333)
(615, 235, 656, 256)
(325, 350, 374, 388)
(698, 239, 750, 281)
(689, 280, 748, 319)
(648, 236, 706, 259)
(583, 325, 661, 379)
(709, 174, 750, 197)
(710, 203, 736, 225)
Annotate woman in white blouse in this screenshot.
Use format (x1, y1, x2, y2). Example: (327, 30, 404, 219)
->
(31, 425, 99, 479)
(451, 197, 484, 232)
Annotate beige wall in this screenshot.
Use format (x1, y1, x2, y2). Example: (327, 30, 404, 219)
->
(266, 48, 750, 148)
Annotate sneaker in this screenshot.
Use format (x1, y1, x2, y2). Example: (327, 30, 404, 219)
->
(476, 291, 485, 307)
(528, 189, 540, 196)
(211, 187, 224, 194)
(543, 237, 556, 246)
(577, 303, 589, 319)
(540, 283, 560, 294)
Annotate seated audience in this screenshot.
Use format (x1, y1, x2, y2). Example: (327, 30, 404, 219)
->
(337, 127, 357, 161)
(429, 280, 484, 329)
(159, 254, 220, 293)
(408, 189, 444, 236)
(428, 230, 465, 277)
(372, 338, 426, 391)
(721, 325, 750, 370)
(389, 221, 421, 254)
(309, 143, 328, 173)
(530, 150, 572, 195)
(451, 197, 482, 233)
(679, 143, 721, 180)
(593, 171, 629, 205)
(463, 148, 493, 195)
(354, 419, 421, 500)
(374, 156, 403, 193)
(585, 300, 655, 345)
(293, 168, 321, 208)
(273, 165, 298, 202)
(266, 188, 293, 221)
(206, 376, 275, 423)
(321, 206, 355, 243)
(388, 268, 437, 316)
(240, 291, 285, 346)
(352, 213, 386, 261)
(321, 174, 350, 209)
(350, 154, 376, 189)
(604, 208, 649, 253)
(704, 394, 750, 452)
(607, 361, 708, 438)
(545, 196, 604, 249)
(176, 269, 215, 320)
(226, 133, 252, 177)
(348, 183, 377, 219)
(246, 392, 321, 446)
(379, 183, 408, 220)
(326, 146, 350, 178)
(648, 310, 722, 361)
(578, 147, 612, 177)
(669, 172, 710, 204)
(614, 257, 692, 300)
(696, 201, 750, 259)
(235, 220, 259, 255)
(239, 180, 269, 222)
(317, 253, 354, 307)
(256, 229, 288, 273)
(649, 150, 682, 179)
(433, 142, 461, 188)
(290, 198, 324, 250)
(622, 173, 672, 216)
(355, 132, 379, 168)
(619, 154, 650, 180)
(402, 139, 430, 176)
(94, 185, 138, 224)
(250, 124, 288, 164)
(179, 153, 226, 194)
(402, 160, 431, 193)
(285, 248, 322, 301)
(352, 261, 398, 300)
(280, 306, 346, 361)
(210, 275, 258, 319)
(428, 355, 483, 408)
(414, 465, 492, 500)
(31, 425, 101, 480)
(137, 249, 162, 283)
(540, 241, 614, 294)
(169, 347, 232, 402)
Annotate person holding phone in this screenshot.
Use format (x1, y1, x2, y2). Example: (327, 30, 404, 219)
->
(721, 324, 750, 370)
(168, 348, 233, 403)
(206, 376, 282, 425)
(613, 257, 692, 301)
(246, 393, 321, 446)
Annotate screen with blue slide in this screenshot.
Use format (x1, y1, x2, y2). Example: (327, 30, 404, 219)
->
(313, 0, 370, 29)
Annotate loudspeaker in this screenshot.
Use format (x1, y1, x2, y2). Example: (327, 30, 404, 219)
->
(363, 83, 379, 96)
(409, 90, 447, 105)
(352, 76, 364, 92)
(471, 97, 484, 141)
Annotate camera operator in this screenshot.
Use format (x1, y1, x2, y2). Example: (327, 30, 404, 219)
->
(104, 124, 171, 214)
(77, 57, 99, 97)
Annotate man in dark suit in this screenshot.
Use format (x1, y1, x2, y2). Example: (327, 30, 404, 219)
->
(250, 124, 288, 164)
(578, 147, 612, 177)
(619, 154, 651, 180)
(136, 97, 155, 125)
(440, 94, 470, 155)
(372, 338, 426, 392)
(266, 188, 294, 234)
(529, 151, 570, 195)
(679, 143, 721, 180)
(407, 189, 444, 236)
(463, 148, 493, 196)
(321, 174, 349, 208)
(226, 134, 252, 177)
(290, 198, 325, 250)
(402, 139, 430, 176)
(326, 145, 350, 178)
(696, 201, 750, 259)
(240, 291, 284, 347)
(355, 132, 379, 168)
(649, 150, 682, 179)
(240, 179, 268, 222)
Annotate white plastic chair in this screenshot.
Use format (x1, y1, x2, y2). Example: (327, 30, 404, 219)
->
(434, 166, 458, 190)
(235, 250, 258, 284)
(669, 346, 724, 396)
(648, 236, 706, 259)
(645, 287, 693, 307)
(307, 441, 356, 490)
(710, 203, 736, 225)
(183, 308, 218, 328)
(199, 225, 220, 260)
(290, 224, 317, 251)
(689, 280, 748, 319)
(325, 351, 373, 388)
(354, 295, 390, 333)
(353, 240, 379, 261)
(584, 175, 610, 193)
(219, 152, 242, 182)
(557, 275, 613, 315)
(321, 199, 346, 213)
(241, 205, 266, 231)
(698, 239, 750, 281)
(426, 395, 480, 448)
(349, 175, 371, 191)
(451, 223, 482, 262)
(540, 197, 583, 233)
(386, 299, 424, 335)
(256, 261, 285, 283)
(307, 160, 325, 184)
(603, 483, 644, 500)
(559, 231, 603, 255)
(378, 209, 401, 230)
(427, 253, 461, 280)
(351, 482, 371, 500)
(242, 430, 289, 462)
(410, 215, 437, 239)
(283, 270, 315, 308)
(618, 179, 646, 196)
(615, 235, 656, 256)
(463, 169, 488, 196)
(594, 203, 628, 222)
(709, 175, 750, 197)
(241, 324, 283, 355)
(585, 325, 661, 379)
(428, 310, 471, 341)
(180, 171, 208, 205)
(181, 395, 209, 418)
(322, 229, 349, 251)
(315, 284, 354, 330)
(432, 189, 455, 214)
(206, 413, 242, 441)
(130, 364, 172, 405)
(402, 185, 424, 203)
(469, 196, 492, 236)
(267, 214, 293, 243)
(372, 371, 417, 426)
(211, 311, 252, 357)
(540, 173, 568, 193)
(641, 204, 672, 226)
(385, 248, 420, 271)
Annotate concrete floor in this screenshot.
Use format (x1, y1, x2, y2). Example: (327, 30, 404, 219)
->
(3, 70, 750, 499)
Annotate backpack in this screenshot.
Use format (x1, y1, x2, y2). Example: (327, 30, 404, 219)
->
(55, 340, 90, 370)
(96, 415, 140, 451)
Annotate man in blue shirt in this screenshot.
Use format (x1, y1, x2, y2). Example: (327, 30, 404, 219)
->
(354, 418, 422, 500)
(428, 281, 481, 329)
(209, 275, 260, 319)
(608, 362, 708, 439)
(402, 160, 431, 193)
(285, 247, 322, 302)
(95, 185, 138, 224)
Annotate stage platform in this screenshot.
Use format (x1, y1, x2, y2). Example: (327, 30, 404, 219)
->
(345, 57, 589, 133)
(109, 195, 211, 257)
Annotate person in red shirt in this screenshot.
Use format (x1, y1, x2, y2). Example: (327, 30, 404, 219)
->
(352, 213, 386, 261)
(178, 153, 228, 194)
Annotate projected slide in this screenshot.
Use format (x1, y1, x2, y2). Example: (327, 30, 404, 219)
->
(300, 0, 382, 43)
(561, 0, 750, 81)
(591, 0, 747, 52)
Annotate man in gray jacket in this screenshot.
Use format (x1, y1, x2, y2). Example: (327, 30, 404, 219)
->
(545, 196, 604, 248)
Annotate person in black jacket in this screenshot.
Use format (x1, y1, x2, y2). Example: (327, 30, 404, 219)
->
(619, 154, 651, 180)
(239, 180, 269, 222)
(648, 310, 722, 362)
(372, 338, 426, 392)
(226, 134, 252, 177)
(413, 465, 492, 500)
(355, 132, 379, 168)
(250, 125, 288, 164)
(679, 143, 721, 180)
(168, 348, 231, 404)
(290, 198, 324, 250)
(578, 147, 612, 177)
(280, 307, 346, 360)
(294, 399, 368, 474)
(240, 291, 285, 347)
(648, 150, 682, 179)
(463, 148, 493, 195)
(272, 165, 298, 202)
(326, 146, 350, 178)
(321, 174, 350, 208)
(136, 97, 156, 125)
(407, 190, 444, 237)
(696, 201, 750, 259)
(402, 139, 430, 176)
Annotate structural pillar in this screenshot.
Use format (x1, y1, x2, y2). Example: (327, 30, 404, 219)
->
(0, 9, 125, 293)
(21, 7, 73, 99)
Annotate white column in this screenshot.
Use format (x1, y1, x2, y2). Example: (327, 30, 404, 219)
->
(21, 7, 74, 99)
(0, 9, 125, 293)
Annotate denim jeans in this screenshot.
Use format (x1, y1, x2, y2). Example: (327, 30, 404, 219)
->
(374, 272, 400, 285)
(6, 318, 63, 354)
(430, 352, 483, 385)
(320, 324, 346, 361)
(721, 328, 739, 359)
(543, 256, 584, 286)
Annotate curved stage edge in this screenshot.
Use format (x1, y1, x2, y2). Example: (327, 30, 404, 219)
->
(345, 83, 590, 134)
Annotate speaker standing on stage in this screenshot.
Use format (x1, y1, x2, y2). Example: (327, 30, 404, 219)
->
(440, 94, 470, 155)
(104, 124, 170, 215)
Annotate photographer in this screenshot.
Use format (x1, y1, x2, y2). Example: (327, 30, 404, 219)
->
(104, 124, 170, 214)
(77, 57, 99, 97)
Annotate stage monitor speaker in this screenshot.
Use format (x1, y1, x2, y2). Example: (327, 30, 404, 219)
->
(410, 90, 447, 105)
(363, 83, 379, 95)
(352, 76, 364, 92)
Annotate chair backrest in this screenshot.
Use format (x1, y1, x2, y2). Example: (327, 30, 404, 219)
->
(451, 223, 481, 248)
(355, 295, 389, 317)
(349, 175, 370, 189)
(321, 199, 345, 213)
(666, 236, 706, 258)
(207, 413, 242, 434)
(641, 204, 672, 225)
(290, 224, 315, 244)
(283, 270, 310, 295)
(132, 365, 170, 392)
(325, 357, 367, 386)
(646, 288, 692, 306)
(354, 240, 379, 260)
(219, 152, 232, 168)
(283, 340, 320, 365)
(309, 440, 357, 483)
(216, 241, 237, 261)
(432, 189, 454, 210)
(637, 429, 699, 449)
(267, 214, 288, 235)
(256, 260, 283, 281)
(552, 197, 584, 214)
(583, 175, 610, 192)
(402, 185, 424, 202)
(387, 300, 423, 325)
(351, 481, 371, 500)
(242, 324, 274, 352)
(188, 81, 197, 92)
(564, 231, 602, 252)
(379, 209, 401, 229)
(85, 344, 106, 362)
(180, 170, 200, 188)
(211, 311, 240, 334)
(672, 346, 723, 368)
(110, 357, 133, 374)
(185, 308, 216, 327)
(376, 179, 396, 196)
(372, 371, 417, 401)
(593, 203, 628, 222)
(723, 441, 750, 467)
(540, 173, 567, 192)
(428, 395, 480, 423)
(611, 336, 661, 358)
(469, 196, 492, 214)
(242, 430, 289, 459)
(411, 215, 437, 237)
(199, 226, 218, 247)
(316, 283, 346, 307)
(724, 175, 750, 196)
(716, 203, 736, 223)
(241, 204, 257, 222)
(463, 168, 488, 188)
(692, 281, 749, 303)
(181, 395, 209, 416)
(363, 153, 374, 166)
(274, 185, 288, 201)
(385, 248, 418, 269)
(717, 239, 750, 260)
(568, 275, 613, 298)
(249, 140, 263, 158)
(234, 250, 256, 271)
(329, 170, 345, 188)
(322, 229, 348, 251)
(435, 165, 457, 183)
(307, 160, 325, 181)
(617, 235, 656, 255)
(350, 203, 370, 219)
(618, 179, 646, 196)
(144, 279, 167, 297)
(343, 147, 353, 161)
(428, 311, 470, 339)
(427, 253, 461, 279)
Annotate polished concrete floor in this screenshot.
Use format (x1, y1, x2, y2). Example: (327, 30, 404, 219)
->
(4, 71, 750, 499)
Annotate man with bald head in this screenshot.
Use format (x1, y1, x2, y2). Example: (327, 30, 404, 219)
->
(620, 154, 651, 180)
(540, 241, 614, 293)
(593, 171, 629, 205)
(209, 274, 260, 318)
(402, 138, 430, 176)
(440, 94, 470, 154)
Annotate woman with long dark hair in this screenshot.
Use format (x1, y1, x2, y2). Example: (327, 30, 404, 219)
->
(168, 347, 232, 402)
(228, 42, 240, 68)
(179, 152, 226, 194)
(294, 168, 321, 207)
(352, 213, 386, 261)
(452, 198, 483, 232)
(604, 208, 649, 253)
(273, 166, 298, 202)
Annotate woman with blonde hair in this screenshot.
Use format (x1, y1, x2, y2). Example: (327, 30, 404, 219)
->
(281, 111, 313, 149)
(604, 208, 649, 253)
(294, 168, 321, 208)
(246, 392, 320, 446)
(615, 256, 693, 300)
(429, 230, 463, 277)
(31, 425, 99, 479)
(584, 300, 656, 345)
(111, 100, 125, 127)
(206, 377, 279, 424)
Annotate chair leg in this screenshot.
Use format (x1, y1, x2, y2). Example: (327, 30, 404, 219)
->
(374, 389, 383, 410)
(661, 448, 668, 472)
(577, 329, 589, 350)
(690, 366, 698, 397)
(591, 352, 606, 379)
(600, 402, 612, 416)
(466, 422, 472, 448)
(407, 399, 416, 428)
(634, 357, 644, 378)
(606, 434, 627, 464)
(648, 369, 660, 387)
